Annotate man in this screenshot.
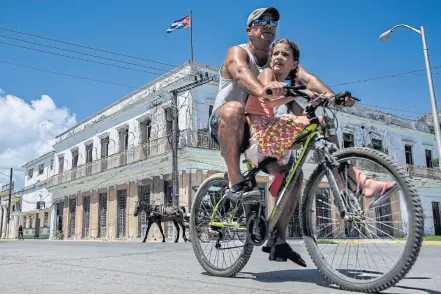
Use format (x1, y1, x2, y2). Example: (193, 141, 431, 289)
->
(208, 6, 351, 266)
(209, 7, 392, 266)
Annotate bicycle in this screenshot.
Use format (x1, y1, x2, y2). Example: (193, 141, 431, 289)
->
(190, 86, 424, 293)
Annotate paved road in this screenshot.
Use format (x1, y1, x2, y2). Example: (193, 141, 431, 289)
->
(0, 240, 440, 294)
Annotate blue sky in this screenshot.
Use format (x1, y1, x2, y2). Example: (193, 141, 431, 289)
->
(1, 0, 440, 122)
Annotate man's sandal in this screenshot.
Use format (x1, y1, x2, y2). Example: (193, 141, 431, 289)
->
(262, 243, 307, 268)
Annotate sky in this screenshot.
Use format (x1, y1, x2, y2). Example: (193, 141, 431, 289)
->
(0, 0, 440, 188)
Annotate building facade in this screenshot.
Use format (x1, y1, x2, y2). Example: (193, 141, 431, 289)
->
(20, 61, 441, 241)
(17, 151, 56, 239)
(0, 182, 22, 239)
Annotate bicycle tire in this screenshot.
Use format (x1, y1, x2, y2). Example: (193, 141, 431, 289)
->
(300, 147, 424, 293)
(190, 173, 254, 277)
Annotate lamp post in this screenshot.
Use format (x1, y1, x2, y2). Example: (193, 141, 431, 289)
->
(380, 24, 441, 167)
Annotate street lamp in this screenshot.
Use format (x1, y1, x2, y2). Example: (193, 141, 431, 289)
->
(379, 24, 441, 168)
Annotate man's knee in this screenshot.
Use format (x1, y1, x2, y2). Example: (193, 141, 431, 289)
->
(219, 102, 245, 126)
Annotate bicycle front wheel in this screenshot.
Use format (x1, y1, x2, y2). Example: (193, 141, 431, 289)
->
(190, 173, 253, 277)
(301, 147, 424, 293)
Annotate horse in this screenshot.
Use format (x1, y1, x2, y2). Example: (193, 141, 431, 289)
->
(134, 201, 188, 243)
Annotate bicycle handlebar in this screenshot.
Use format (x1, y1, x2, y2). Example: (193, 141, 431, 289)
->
(265, 86, 361, 107)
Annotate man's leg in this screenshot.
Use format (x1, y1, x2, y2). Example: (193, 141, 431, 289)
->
(216, 101, 245, 188)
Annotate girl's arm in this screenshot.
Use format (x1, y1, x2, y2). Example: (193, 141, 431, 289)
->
(248, 68, 297, 108)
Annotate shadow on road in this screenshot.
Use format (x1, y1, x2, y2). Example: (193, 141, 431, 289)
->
(202, 269, 439, 294)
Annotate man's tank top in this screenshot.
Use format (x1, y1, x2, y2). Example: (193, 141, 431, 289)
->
(212, 44, 269, 114)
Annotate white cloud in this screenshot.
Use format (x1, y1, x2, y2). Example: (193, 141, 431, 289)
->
(0, 88, 77, 189)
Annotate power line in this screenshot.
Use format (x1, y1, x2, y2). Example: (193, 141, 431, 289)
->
(329, 66, 441, 87)
(0, 27, 178, 68)
(0, 41, 166, 75)
(0, 60, 137, 88)
(0, 34, 170, 73)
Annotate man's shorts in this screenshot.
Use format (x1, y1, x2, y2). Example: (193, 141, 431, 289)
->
(209, 106, 251, 154)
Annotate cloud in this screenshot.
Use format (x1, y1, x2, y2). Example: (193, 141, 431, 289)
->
(0, 88, 77, 189)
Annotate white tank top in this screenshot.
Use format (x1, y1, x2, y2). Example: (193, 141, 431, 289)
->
(212, 44, 269, 114)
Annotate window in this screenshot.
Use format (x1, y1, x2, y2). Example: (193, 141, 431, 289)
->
(343, 133, 354, 148)
(371, 138, 383, 151)
(50, 159, 53, 170)
(100, 137, 109, 158)
(28, 168, 33, 179)
(38, 164, 44, 175)
(425, 149, 433, 168)
(404, 144, 413, 165)
(44, 212, 49, 227)
(58, 156, 64, 173)
(209, 105, 213, 118)
(86, 144, 93, 163)
(72, 150, 79, 168)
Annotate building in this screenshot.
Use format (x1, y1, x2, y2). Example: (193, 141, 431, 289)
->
(20, 61, 441, 241)
(44, 62, 221, 241)
(0, 182, 22, 239)
(16, 151, 56, 239)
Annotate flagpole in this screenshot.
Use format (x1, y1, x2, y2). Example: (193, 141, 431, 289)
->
(190, 10, 194, 62)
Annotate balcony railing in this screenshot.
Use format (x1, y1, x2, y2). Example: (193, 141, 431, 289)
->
(405, 164, 441, 180)
(47, 130, 441, 188)
(47, 130, 221, 188)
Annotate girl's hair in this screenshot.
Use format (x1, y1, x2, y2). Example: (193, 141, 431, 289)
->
(268, 38, 300, 84)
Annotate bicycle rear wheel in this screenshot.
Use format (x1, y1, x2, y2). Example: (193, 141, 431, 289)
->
(301, 147, 424, 293)
(190, 173, 253, 277)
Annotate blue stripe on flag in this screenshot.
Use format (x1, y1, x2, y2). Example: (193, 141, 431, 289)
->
(167, 15, 190, 34)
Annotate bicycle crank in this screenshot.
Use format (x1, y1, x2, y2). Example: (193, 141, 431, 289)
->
(246, 212, 268, 246)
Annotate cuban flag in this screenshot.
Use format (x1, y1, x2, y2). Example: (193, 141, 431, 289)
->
(167, 15, 191, 33)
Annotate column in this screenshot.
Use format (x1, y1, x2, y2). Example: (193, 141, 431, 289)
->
(49, 203, 56, 239)
(75, 193, 84, 239)
(63, 197, 69, 238)
(127, 181, 139, 239)
(90, 190, 99, 239)
(107, 185, 117, 239)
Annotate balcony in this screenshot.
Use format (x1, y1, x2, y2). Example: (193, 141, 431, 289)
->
(405, 164, 441, 180)
(47, 130, 220, 188)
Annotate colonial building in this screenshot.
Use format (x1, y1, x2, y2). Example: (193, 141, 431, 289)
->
(20, 61, 441, 241)
(0, 182, 22, 239)
(16, 151, 55, 239)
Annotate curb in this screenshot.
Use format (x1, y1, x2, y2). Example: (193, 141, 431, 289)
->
(317, 240, 441, 247)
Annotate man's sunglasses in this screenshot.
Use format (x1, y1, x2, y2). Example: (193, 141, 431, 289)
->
(251, 17, 278, 27)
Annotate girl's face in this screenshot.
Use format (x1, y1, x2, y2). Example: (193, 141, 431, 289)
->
(270, 42, 298, 77)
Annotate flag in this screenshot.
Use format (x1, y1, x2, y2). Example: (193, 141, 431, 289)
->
(167, 15, 191, 34)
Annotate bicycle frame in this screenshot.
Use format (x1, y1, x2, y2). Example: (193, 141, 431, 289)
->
(207, 88, 358, 240)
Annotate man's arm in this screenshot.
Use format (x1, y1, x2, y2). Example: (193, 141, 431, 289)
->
(224, 46, 265, 97)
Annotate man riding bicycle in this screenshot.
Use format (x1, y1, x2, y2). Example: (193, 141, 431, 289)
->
(208, 6, 396, 266)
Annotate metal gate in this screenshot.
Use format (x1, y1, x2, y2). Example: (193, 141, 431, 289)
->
(288, 204, 302, 238)
(432, 201, 441, 235)
(69, 198, 76, 238)
(138, 185, 151, 238)
(99, 193, 107, 238)
(316, 188, 332, 238)
(83, 196, 90, 238)
(34, 213, 40, 238)
(117, 190, 127, 238)
(56, 202, 64, 235)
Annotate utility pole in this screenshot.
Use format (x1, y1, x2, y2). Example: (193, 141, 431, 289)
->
(170, 71, 216, 207)
(6, 168, 12, 239)
(171, 90, 179, 206)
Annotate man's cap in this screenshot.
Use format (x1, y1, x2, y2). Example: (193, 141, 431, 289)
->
(247, 7, 280, 27)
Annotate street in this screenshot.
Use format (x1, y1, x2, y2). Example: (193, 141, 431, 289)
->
(0, 240, 440, 294)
